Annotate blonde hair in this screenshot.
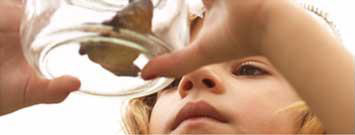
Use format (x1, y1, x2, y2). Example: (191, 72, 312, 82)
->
(121, 94, 157, 134)
(275, 101, 325, 133)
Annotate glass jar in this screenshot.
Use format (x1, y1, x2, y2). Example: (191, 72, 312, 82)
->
(21, 0, 190, 98)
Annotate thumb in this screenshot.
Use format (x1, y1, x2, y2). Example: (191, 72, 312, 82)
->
(25, 75, 81, 106)
(141, 44, 212, 79)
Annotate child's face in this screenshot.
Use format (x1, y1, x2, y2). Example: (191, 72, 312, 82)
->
(149, 56, 303, 134)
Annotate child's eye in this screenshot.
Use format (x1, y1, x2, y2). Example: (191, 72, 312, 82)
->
(233, 62, 268, 76)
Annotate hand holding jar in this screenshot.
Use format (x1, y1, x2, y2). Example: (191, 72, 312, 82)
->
(0, 0, 80, 116)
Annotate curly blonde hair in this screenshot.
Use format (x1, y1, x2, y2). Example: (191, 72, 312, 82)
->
(121, 94, 157, 134)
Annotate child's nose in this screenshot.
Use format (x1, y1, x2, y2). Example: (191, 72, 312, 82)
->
(178, 67, 224, 98)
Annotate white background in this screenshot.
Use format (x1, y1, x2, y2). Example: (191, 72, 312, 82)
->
(1, 0, 355, 135)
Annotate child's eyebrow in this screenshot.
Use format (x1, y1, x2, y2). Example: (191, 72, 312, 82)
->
(227, 56, 270, 64)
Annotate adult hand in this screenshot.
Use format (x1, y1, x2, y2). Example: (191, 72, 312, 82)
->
(142, 0, 267, 79)
(0, 0, 81, 116)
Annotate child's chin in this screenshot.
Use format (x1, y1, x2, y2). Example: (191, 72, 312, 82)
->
(170, 118, 234, 134)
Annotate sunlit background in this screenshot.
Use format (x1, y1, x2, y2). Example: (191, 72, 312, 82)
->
(1, 0, 354, 135)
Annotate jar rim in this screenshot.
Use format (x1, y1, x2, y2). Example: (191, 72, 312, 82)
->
(35, 24, 174, 97)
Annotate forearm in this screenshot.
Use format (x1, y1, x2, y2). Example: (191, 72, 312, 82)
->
(260, 1, 354, 133)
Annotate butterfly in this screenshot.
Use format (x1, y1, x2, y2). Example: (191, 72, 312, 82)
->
(79, 0, 153, 77)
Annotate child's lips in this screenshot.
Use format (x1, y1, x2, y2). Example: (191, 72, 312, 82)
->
(170, 100, 229, 131)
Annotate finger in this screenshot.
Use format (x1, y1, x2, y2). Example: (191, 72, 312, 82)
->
(142, 17, 234, 79)
(25, 76, 81, 106)
(0, 0, 23, 32)
(141, 43, 211, 79)
(141, 31, 252, 80)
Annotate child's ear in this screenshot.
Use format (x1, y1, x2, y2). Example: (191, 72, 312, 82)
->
(202, 0, 214, 10)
